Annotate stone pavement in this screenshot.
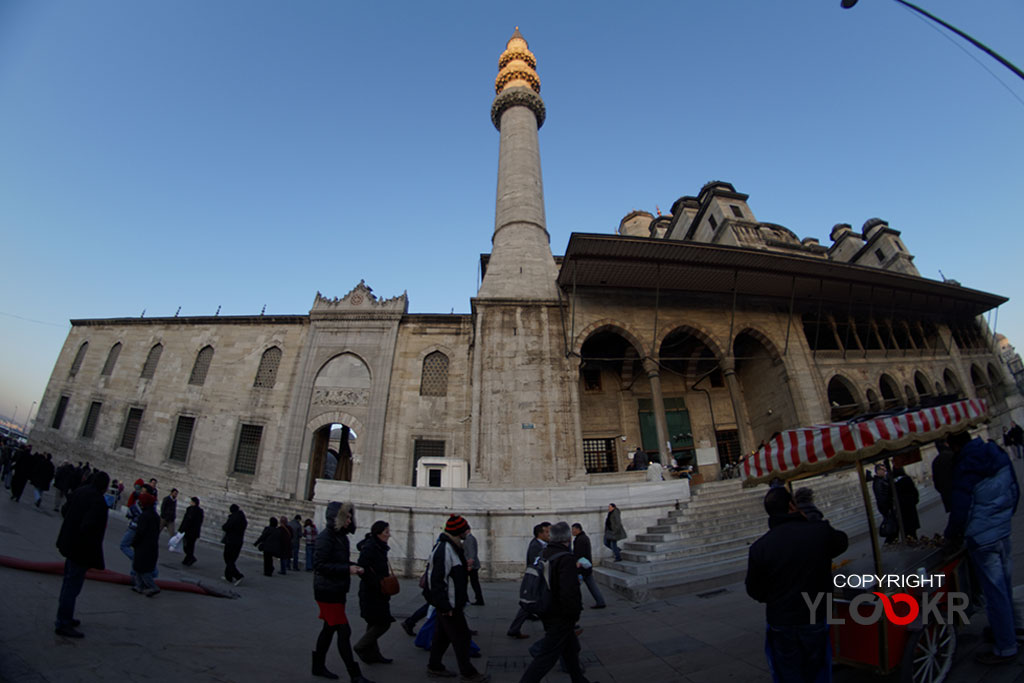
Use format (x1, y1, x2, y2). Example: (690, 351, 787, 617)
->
(3, 479, 1024, 682)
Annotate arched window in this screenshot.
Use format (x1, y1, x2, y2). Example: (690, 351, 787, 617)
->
(943, 369, 963, 397)
(140, 343, 163, 379)
(879, 374, 902, 410)
(913, 371, 932, 400)
(69, 342, 89, 378)
(253, 347, 282, 388)
(827, 375, 861, 420)
(101, 342, 122, 376)
(420, 351, 449, 397)
(188, 346, 214, 386)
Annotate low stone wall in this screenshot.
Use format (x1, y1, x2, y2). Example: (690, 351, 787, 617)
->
(312, 478, 691, 579)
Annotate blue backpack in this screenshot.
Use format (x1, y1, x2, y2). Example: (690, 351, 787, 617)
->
(518, 550, 570, 617)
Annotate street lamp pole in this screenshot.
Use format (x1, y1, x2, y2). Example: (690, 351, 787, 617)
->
(841, 0, 1024, 83)
(25, 401, 37, 433)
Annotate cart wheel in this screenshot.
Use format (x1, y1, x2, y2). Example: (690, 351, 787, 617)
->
(900, 620, 956, 683)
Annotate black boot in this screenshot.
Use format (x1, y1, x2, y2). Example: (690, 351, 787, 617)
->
(312, 651, 339, 680)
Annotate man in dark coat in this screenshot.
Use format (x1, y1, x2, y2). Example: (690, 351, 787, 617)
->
(571, 522, 606, 608)
(179, 496, 204, 566)
(221, 503, 247, 585)
(254, 517, 283, 577)
(131, 491, 161, 596)
(52, 460, 77, 512)
(288, 514, 303, 571)
(9, 445, 34, 502)
(747, 486, 849, 683)
(521, 521, 592, 683)
(159, 488, 178, 535)
(55, 470, 110, 637)
(507, 521, 551, 638)
(872, 463, 897, 543)
(30, 452, 55, 508)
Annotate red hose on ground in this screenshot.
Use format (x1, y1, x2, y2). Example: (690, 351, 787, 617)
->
(0, 555, 236, 598)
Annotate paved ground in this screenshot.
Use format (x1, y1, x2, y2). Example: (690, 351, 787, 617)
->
(4, 476, 1024, 682)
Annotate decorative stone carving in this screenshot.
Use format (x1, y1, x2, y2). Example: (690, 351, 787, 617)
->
(312, 281, 408, 316)
(491, 87, 546, 130)
(312, 388, 369, 407)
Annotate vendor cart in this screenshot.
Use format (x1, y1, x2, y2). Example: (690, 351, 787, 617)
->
(743, 398, 989, 683)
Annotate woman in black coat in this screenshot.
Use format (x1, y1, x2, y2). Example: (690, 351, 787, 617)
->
(353, 521, 395, 664)
(311, 501, 371, 682)
(130, 492, 161, 596)
(254, 517, 282, 578)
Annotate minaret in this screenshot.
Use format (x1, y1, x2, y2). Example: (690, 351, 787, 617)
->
(469, 30, 585, 488)
(477, 28, 560, 300)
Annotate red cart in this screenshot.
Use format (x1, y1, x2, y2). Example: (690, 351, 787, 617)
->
(743, 398, 989, 683)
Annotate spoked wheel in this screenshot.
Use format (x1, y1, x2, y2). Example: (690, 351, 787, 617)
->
(900, 620, 956, 683)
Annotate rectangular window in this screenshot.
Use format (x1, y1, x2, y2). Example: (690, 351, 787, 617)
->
(729, 204, 743, 218)
(233, 424, 263, 474)
(119, 408, 144, 450)
(168, 416, 196, 462)
(428, 469, 443, 487)
(715, 429, 741, 468)
(875, 248, 885, 263)
(51, 396, 70, 429)
(582, 437, 616, 473)
(412, 439, 446, 486)
(708, 215, 718, 230)
(81, 401, 102, 439)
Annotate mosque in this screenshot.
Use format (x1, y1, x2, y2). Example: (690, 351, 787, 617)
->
(29, 30, 1019, 579)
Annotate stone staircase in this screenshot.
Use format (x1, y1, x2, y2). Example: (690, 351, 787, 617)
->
(593, 470, 935, 601)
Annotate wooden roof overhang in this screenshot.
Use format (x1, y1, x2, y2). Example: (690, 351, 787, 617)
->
(556, 233, 1006, 319)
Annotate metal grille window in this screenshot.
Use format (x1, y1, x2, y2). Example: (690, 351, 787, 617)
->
(140, 344, 163, 379)
(582, 438, 616, 473)
(168, 416, 196, 462)
(412, 439, 445, 485)
(420, 352, 449, 396)
(81, 401, 102, 438)
(253, 346, 282, 388)
(51, 396, 70, 429)
(101, 342, 122, 376)
(715, 429, 741, 467)
(188, 346, 214, 386)
(233, 424, 263, 474)
(120, 408, 144, 449)
(69, 342, 89, 378)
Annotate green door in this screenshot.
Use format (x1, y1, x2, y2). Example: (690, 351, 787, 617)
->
(638, 398, 694, 463)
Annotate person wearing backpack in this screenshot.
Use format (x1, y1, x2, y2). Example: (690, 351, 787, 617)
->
(423, 515, 490, 682)
(519, 521, 593, 683)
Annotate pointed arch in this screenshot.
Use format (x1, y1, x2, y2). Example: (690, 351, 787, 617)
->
(188, 345, 214, 386)
(254, 346, 283, 388)
(572, 319, 647, 358)
(100, 342, 122, 376)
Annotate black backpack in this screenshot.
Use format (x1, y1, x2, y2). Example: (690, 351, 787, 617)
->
(518, 550, 570, 617)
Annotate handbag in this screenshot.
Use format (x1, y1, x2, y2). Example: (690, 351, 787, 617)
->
(380, 561, 400, 596)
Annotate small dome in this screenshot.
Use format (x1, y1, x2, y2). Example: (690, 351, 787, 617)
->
(830, 223, 853, 241)
(862, 218, 888, 239)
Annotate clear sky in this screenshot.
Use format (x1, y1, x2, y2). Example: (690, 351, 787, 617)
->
(1, 0, 1022, 429)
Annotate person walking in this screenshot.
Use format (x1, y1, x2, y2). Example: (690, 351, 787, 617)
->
(131, 491, 162, 597)
(52, 460, 77, 512)
(9, 445, 34, 502)
(423, 515, 489, 682)
(311, 501, 373, 682)
(571, 523, 606, 608)
(354, 520, 395, 665)
(159, 488, 178, 535)
(464, 528, 485, 605)
(254, 517, 283, 578)
(222, 503, 247, 585)
(179, 496, 204, 566)
(507, 522, 551, 639)
(54, 470, 110, 637)
(277, 515, 292, 575)
(304, 518, 318, 571)
(746, 486, 849, 682)
(946, 430, 1021, 665)
(603, 503, 626, 561)
(289, 514, 303, 571)
(892, 468, 920, 541)
(30, 452, 55, 508)
(871, 463, 898, 544)
(519, 521, 593, 683)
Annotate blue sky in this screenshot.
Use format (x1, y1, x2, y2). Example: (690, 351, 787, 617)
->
(1, 0, 1022, 427)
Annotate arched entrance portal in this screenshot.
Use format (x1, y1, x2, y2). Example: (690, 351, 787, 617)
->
(307, 423, 359, 499)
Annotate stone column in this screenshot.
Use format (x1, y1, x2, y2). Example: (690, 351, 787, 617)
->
(643, 358, 672, 466)
(722, 357, 753, 456)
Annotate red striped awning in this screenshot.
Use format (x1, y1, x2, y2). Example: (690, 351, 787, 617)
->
(742, 398, 989, 487)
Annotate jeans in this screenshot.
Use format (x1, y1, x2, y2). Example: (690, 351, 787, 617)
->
(120, 528, 136, 566)
(603, 537, 622, 561)
(56, 559, 88, 629)
(764, 622, 830, 683)
(970, 536, 1018, 657)
(279, 556, 288, 574)
(581, 572, 606, 607)
(305, 544, 315, 571)
(520, 619, 587, 683)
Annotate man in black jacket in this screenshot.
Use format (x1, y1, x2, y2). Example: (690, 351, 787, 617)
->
(571, 523, 606, 608)
(221, 503, 248, 585)
(746, 486, 848, 683)
(508, 521, 551, 638)
(520, 521, 592, 683)
(159, 488, 178, 535)
(179, 496, 204, 566)
(424, 515, 489, 682)
(55, 470, 110, 637)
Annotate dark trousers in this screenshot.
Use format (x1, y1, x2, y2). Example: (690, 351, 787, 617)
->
(520, 619, 587, 683)
(428, 609, 477, 677)
(469, 568, 484, 602)
(291, 544, 300, 570)
(355, 618, 392, 658)
(224, 542, 243, 580)
(764, 622, 830, 683)
(182, 534, 198, 565)
(508, 606, 530, 636)
(56, 559, 88, 629)
(405, 601, 430, 627)
(263, 552, 275, 576)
